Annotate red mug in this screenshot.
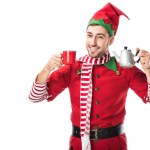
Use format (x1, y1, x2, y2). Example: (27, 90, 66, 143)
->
(61, 50, 76, 65)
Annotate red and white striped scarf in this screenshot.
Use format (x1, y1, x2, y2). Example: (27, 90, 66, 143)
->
(79, 51, 111, 150)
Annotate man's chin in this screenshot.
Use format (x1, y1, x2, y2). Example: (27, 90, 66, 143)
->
(89, 53, 103, 58)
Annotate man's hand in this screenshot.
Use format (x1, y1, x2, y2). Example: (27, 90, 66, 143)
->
(137, 48, 150, 71)
(45, 54, 62, 71)
(137, 48, 150, 82)
(36, 53, 62, 84)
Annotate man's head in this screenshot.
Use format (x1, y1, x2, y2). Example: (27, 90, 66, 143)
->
(86, 25, 114, 58)
(86, 2, 128, 58)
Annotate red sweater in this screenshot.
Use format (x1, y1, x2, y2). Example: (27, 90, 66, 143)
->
(29, 60, 150, 129)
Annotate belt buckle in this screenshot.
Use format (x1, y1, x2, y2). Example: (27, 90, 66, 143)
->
(90, 126, 99, 143)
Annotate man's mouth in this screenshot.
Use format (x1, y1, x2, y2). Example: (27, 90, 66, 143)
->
(89, 47, 99, 52)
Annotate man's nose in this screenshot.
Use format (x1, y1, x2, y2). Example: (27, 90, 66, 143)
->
(90, 37, 97, 46)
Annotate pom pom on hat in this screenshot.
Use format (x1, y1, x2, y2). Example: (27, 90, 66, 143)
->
(88, 2, 129, 36)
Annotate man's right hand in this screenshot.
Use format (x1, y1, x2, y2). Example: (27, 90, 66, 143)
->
(36, 54, 62, 84)
(45, 54, 62, 71)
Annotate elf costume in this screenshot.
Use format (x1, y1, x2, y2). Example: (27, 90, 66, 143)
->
(29, 2, 150, 150)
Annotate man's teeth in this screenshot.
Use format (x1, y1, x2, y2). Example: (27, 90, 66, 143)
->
(91, 48, 98, 51)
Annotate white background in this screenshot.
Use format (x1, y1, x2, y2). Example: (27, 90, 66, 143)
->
(0, 0, 150, 149)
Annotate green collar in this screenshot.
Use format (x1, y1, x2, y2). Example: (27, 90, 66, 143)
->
(104, 57, 117, 71)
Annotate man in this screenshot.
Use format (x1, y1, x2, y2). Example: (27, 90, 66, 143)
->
(29, 2, 150, 150)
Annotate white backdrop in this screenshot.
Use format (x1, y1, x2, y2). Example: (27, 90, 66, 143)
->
(0, 0, 150, 149)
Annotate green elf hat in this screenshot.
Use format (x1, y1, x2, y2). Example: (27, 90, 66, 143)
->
(88, 2, 129, 36)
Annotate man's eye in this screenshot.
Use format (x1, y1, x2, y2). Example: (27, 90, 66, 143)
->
(98, 36, 103, 39)
(87, 34, 92, 38)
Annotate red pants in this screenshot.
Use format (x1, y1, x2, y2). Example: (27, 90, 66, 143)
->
(69, 133, 127, 150)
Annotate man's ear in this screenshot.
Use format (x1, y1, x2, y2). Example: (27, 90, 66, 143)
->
(109, 36, 115, 45)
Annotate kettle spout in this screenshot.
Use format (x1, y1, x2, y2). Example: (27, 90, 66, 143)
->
(112, 51, 120, 63)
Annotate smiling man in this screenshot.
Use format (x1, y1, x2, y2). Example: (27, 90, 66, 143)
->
(86, 25, 114, 58)
(29, 2, 150, 150)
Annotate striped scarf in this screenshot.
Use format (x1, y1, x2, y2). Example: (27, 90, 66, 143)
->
(79, 51, 111, 150)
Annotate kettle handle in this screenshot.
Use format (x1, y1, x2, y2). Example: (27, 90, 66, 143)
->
(135, 50, 140, 63)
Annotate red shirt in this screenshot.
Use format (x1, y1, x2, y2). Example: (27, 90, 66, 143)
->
(29, 60, 150, 129)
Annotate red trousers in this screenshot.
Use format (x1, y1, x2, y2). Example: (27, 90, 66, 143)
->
(69, 133, 127, 150)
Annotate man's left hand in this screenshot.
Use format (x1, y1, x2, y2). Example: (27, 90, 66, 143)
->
(137, 48, 150, 72)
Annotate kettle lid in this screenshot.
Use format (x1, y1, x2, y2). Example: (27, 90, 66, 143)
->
(124, 46, 128, 50)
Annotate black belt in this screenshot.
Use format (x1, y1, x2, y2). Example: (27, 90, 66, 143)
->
(72, 124, 124, 141)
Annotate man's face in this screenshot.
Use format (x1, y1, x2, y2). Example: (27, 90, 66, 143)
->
(86, 25, 114, 58)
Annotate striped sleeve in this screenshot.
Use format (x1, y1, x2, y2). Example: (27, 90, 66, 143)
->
(143, 83, 150, 103)
(28, 81, 50, 103)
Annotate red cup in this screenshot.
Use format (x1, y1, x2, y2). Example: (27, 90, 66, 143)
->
(61, 50, 76, 65)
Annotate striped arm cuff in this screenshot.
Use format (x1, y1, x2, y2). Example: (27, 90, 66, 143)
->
(143, 83, 150, 103)
(28, 81, 48, 103)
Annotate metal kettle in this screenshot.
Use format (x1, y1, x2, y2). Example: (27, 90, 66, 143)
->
(112, 46, 140, 68)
